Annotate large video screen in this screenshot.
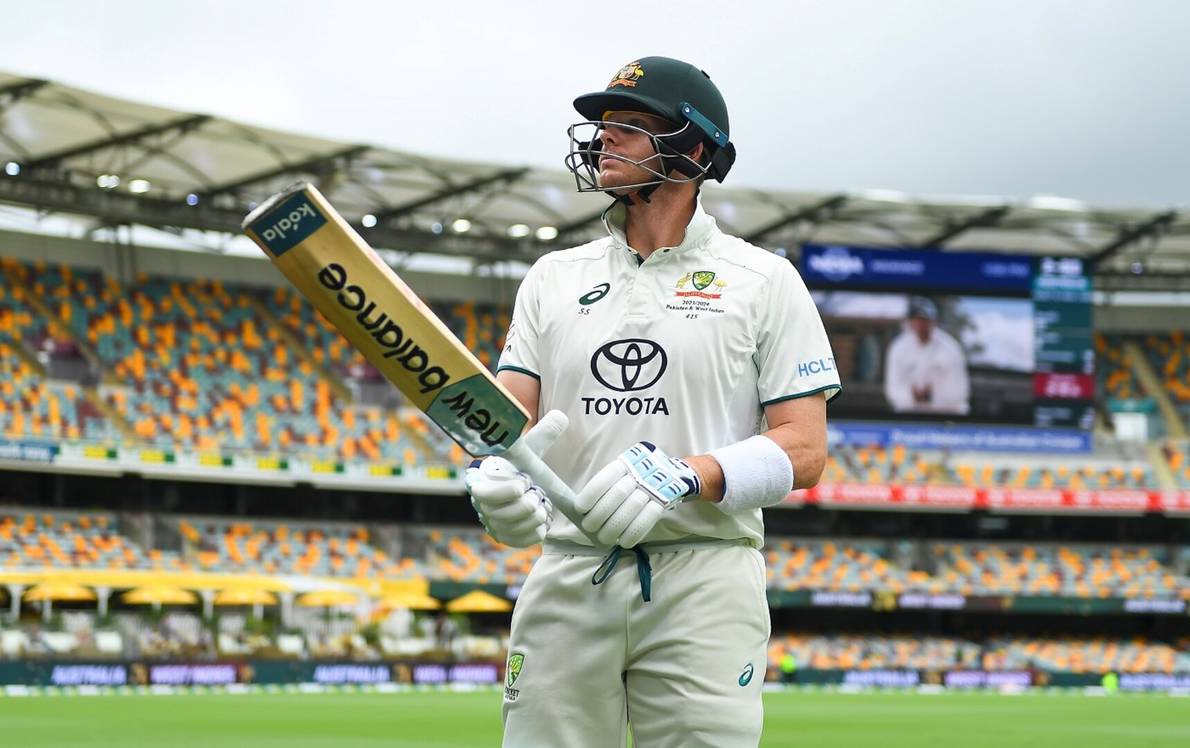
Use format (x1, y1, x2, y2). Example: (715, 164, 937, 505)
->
(801, 245, 1094, 429)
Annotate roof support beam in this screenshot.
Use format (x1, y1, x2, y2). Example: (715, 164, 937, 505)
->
(917, 204, 1011, 249)
(199, 145, 370, 197)
(23, 114, 212, 169)
(1090, 210, 1178, 267)
(744, 193, 848, 244)
(0, 173, 538, 264)
(370, 167, 529, 222)
(0, 78, 49, 104)
(552, 206, 609, 240)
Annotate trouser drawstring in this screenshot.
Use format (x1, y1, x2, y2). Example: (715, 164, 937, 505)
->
(591, 545, 653, 602)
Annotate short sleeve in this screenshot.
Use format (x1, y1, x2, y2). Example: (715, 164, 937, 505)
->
(496, 260, 544, 380)
(754, 260, 841, 405)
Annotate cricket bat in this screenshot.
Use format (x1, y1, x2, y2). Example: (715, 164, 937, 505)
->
(242, 182, 587, 532)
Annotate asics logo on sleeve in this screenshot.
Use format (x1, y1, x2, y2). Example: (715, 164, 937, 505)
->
(590, 339, 667, 392)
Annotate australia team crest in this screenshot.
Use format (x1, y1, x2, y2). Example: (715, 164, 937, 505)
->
(675, 270, 727, 299)
(608, 61, 645, 89)
(505, 652, 524, 701)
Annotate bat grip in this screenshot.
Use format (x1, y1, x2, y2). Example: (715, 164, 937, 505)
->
(503, 439, 602, 547)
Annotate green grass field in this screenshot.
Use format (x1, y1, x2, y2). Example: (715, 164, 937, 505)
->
(1, 689, 1187, 747)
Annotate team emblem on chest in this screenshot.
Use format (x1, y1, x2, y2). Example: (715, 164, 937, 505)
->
(675, 270, 727, 299)
(668, 270, 729, 318)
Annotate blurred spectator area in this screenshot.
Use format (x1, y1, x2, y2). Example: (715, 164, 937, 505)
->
(3, 508, 1185, 598)
(1162, 440, 1190, 488)
(767, 633, 1190, 674)
(176, 515, 419, 578)
(823, 444, 1156, 490)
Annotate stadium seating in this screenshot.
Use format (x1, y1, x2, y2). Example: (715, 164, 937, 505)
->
(0, 346, 115, 442)
(764, 538, 923, 592)
(768, 633, 982, 670)
(986, 637, 1189, 674)
(0, 509, 179, 570)
(931, 543, 1178, 597)
(821, 445, 936, 485)
(767, 633, 1190, 674)
(822, 444, 1157, 490)
(3, 507, 1184, 600)
(1096, 333, 1144, 401)
(1161, 440, 1190, 488)
(406, 526, 540, 585)
(0, 263, 115, 443)
(9, 258, 1190, 488)
(6, 261, 438, 464)
(1134, 332, 1190, 408)
(177, 516, 418, 578)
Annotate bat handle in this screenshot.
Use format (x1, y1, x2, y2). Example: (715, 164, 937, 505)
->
(503, 439, 602, 547)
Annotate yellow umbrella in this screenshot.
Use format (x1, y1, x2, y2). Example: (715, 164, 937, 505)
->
(445, 590, 511, 613)
(296, 589, 360, 608)
(377, 591, 441, 611)
(24, 582, 97, 603)
(213, 588, 277, 606)
(122, 586, 198, 605)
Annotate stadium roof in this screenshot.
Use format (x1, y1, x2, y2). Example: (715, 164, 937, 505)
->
(0, 71, 1186, 289)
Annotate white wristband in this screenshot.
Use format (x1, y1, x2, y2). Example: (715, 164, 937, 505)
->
(708, 435, 794, 513)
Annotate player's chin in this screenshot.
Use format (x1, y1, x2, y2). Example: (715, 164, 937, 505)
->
(596, 170, 646, 195)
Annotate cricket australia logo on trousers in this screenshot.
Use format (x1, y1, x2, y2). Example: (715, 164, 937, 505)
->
(584, 339, 670, 416)
(505, 653, 524, 701)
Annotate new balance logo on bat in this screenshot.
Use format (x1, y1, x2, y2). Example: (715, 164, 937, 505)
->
(317, 262, 450, 394)
(439, 390, 512, 448)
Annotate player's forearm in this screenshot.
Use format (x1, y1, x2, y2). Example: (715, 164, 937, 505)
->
(687, 423, 826, 504)
(765, 422, 827, 490)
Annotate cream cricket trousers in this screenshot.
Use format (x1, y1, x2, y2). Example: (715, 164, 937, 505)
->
(501, 539, 771, 748)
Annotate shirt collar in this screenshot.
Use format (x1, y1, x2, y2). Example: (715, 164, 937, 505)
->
(602, 197, 717, 261)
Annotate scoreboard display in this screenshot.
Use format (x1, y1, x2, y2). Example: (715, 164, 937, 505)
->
(801, 245, 1095, 429)
(1032, 257, 1095, 428)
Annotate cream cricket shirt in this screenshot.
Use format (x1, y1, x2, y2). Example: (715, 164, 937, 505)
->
(498, 201, 841, 547)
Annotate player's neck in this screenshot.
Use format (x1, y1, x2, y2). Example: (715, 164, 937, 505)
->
(623, 186, 697, 260)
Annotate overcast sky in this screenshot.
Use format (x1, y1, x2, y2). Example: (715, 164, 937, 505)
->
(2, 0, 1187, 207)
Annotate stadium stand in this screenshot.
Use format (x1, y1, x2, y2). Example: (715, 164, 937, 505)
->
(4, 509, 1183, 601)
(406, 526, 540, 585)
(767, 634, 1190, 674)
(5, 257, 1190, 493)
(176, 516, 418, 578)
(764, 538, 922, 592)
(1097, 333, 1144, 401)
(0, 263, 116, 443)
(822, 444, 1157, 490)
(1133, 332, 1190, 412)
(0, 508, 175, 570)
(984, 637, 1190, 674)
(2, 261, 442, 464)
(930, 543, 1179, 597)
(768, 633, 982, 670)
(1163, 440, 1190, 488)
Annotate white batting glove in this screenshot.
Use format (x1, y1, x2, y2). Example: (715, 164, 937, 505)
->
(465, 410, 567, 548)
(575, 441, 702, 548)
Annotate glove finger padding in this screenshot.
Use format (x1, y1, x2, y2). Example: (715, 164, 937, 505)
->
(581, 474, 637, 535)
(618, 502, 665, 549)
(522, 410, 568, 456)
(595, 488, 651, 547)
(484, 491, 543, 525)
(575, 460, 630, 514)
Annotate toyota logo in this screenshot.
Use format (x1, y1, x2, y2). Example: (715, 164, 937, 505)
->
(590, 338, 668, 392)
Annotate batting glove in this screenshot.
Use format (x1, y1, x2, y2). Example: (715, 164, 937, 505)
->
(575, 441, 701, 548)
(464, 410, 567, 548)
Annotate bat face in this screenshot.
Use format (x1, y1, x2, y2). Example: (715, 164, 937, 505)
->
(243, 183, 529, 456)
